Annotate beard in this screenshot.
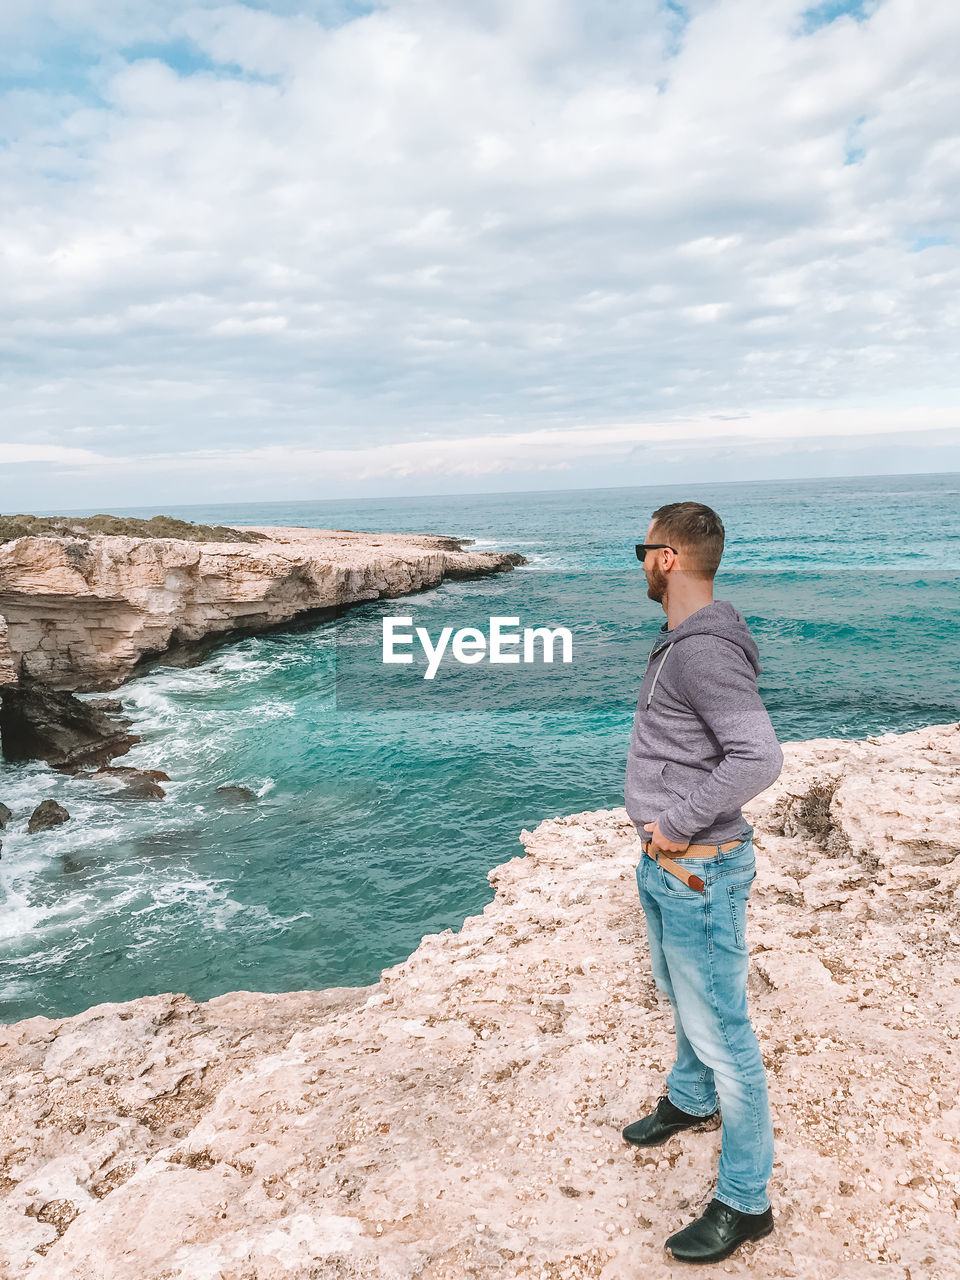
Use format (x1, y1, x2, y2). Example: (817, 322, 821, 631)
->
(646, 561, 668, 603)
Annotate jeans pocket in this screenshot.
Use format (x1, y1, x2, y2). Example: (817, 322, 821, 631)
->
(726, 872, 756, 950)
(658, 858, 712, 897)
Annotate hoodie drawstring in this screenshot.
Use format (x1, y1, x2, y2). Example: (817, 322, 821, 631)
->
(646, 641, 675, 709)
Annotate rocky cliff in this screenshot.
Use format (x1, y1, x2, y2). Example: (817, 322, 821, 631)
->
(1, 721, 958, 1279)
(0, 526, 525, 693)
(0, 526, 524, 770)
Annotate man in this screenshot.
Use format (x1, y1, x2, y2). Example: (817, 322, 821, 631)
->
(622, 500, 783, 1265)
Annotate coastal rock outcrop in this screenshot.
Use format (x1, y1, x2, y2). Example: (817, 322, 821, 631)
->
(0, 675, 140, 772)
(1, 722, 958, 1278)
(0, 526, 525, 769)
(0, 526, 524, 693)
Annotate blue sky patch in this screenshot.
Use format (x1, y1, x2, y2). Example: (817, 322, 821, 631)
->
(119, 39, 282, 85)
(121, 39, 226, 78)
(0, 2, 379, 98)
(908, 235, 953, 252)
(661, 0, 690, 57)
(801, 0, 876, 34)
(233, 0, 380, 21)
(843, 113, 867, 165)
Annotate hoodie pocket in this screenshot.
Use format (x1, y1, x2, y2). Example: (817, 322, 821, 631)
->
(661, 759, 709, 799)
(625, 753, 670, 808)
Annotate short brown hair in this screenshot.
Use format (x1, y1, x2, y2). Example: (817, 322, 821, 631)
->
(650, 501, 725, 580)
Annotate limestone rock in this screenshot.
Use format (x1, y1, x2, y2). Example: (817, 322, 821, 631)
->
(0, 614, 15, 687)
(0, 527, 526, 694)
(0, 526, 523, 772)
(1, 722, 958, 1277)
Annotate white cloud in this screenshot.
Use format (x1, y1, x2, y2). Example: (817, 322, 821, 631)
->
(0, 444, 107, 465)
(1, 0, 959, 506)
(6, 404, 958, 489)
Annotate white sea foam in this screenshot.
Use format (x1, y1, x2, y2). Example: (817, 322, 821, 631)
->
(247, 701, 297, 720)
(466, 538, 541, 549)
(515, 553, 575, 570)
(0, 877, 152, 955)
(115, 873, 314, 936)
(0, 891, 53, 942)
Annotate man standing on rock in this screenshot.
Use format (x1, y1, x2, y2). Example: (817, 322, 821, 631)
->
(623, 500, 784, 1265)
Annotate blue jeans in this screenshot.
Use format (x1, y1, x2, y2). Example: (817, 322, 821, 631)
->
(634, 829, 774, 1215)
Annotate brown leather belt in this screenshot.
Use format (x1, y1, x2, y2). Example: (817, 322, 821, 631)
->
(640, 838, 743, 893)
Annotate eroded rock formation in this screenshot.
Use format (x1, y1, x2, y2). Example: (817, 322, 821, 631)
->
(0, 676, 140, 772)
(0, 617, 15, 688)
(0, 526, 525, 770)
(1, 722, 958, 1278)
(0, 526, 525, 693)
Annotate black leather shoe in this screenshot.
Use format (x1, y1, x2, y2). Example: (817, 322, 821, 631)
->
(621, 1094, 719, 1147)
(665, 1197, 774, 1263)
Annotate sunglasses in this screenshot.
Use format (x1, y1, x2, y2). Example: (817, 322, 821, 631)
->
(635, 543, 678, 560)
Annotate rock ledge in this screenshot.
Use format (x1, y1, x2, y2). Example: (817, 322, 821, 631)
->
(1, 721, 958, 1278)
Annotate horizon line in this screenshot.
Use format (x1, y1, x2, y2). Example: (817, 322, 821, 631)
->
(21, 465, 960, 518)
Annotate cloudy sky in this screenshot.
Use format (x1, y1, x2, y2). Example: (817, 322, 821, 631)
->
(1, 0, 959, 510)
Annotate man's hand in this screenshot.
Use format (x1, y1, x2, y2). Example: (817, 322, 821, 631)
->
(643, 821, 690, 854)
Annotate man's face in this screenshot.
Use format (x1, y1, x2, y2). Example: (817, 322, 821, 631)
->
(643, 520, 669, 603)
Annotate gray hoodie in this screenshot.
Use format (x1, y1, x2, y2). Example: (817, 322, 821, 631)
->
(624, 599, 784, 845)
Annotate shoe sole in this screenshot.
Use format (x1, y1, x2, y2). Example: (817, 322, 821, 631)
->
(666, 1220, 774, 1264)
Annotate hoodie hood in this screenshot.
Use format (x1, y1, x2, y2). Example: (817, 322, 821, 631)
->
(647, 599, 761, 685)
(649, 599, 761, 674)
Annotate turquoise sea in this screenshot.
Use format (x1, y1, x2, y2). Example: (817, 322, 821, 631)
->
(2, 471, 959, 1023)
